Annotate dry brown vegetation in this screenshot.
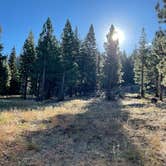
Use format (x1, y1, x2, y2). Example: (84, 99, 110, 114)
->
(0, 94, 165, 166)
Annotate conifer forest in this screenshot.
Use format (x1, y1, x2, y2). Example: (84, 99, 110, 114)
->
(0, 0, 166, 165)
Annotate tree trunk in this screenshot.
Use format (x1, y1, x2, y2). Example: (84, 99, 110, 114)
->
(69, 86, 73, 98)
(39, 60, 46, 101)
(155, 74, 159, 97)
(23, 76, 28, 99)
(106, 89, 111, 100)
(36, 73, 40, 100)
(159, 74, 163, 101)
(58, 72, 65, 101)
(140, 61, 145, 98)
(106, 67, 112, 101)
(46, 81, 51, 99)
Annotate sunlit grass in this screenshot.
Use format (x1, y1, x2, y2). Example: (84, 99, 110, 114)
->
(0, 94, 165, 165)
(123, 93, 166, 166)
(0, 98, 93, 165)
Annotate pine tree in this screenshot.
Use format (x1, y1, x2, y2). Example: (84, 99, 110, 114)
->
(78, 42, 86, 95)
(60, 19, 78, 99)
(103, 25, 122, 100)
(97, 52, 105, 91)
(0, 56, 11, 95)
(73, 27, 81, 95)
(155, 1, 166, 100)
(134, 28, 149, 98)
(147, 31, 161, 97)
(73, 27, 81, 61)
(153, 30, 166, 100)
(79, 24, 97, 95)
(8, 47, 20, 94)
(156, 0, 166, 23)
(96, 51, 103, 91)
(37, 18, 60, 100)
(121, 51, 134, 85)
(0, 28, 10, 95)
(20, 31, 36, 99)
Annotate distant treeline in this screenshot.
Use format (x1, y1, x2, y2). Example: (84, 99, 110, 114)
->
(0, 1, 165, 101)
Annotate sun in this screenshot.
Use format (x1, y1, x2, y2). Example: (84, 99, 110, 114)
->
(112, 28, 125, 44)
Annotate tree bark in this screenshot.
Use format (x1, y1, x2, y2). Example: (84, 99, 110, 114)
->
(39, 59, 46, 101)
(159, 74, 163, 101)
(58, 72, 65, 101)
(140, 60, 145, 98)
(155, 74, 159, 97)
(69, 86, 73, 98)
(23, 76, 28, 99)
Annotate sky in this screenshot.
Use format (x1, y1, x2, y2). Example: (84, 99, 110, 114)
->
(0, 0, 161, 55)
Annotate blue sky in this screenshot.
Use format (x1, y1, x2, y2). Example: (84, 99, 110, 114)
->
(0, 0, 160, 55)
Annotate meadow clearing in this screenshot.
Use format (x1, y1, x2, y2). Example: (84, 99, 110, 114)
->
(0, 94, 165, 166)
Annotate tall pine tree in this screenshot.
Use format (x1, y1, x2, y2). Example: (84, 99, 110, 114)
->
(59, 19, 78, 100)
(134, 28, 149, 98)
(154, 30, 166, 100)
(73, 27, 81, 95)
(20, 31, 36, 99)
(79, 24, 97, 95)
(103, 25, 122, 100)
(0, 28, 10, 95)
(8, 47, 20, 94)
(155, 1, 166, 100)
(37, 18, 60, 100)
(121, 51, 134, 85)
(156, 0, 166, 23)
(147, 30, 163, 98)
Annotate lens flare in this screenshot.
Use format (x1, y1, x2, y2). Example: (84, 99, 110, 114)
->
(112, 28, 125, 44)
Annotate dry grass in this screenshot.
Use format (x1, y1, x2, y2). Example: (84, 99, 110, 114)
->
(0, 94, 165, 165)
(0, 99, 92, 165)
(123, 94, 166, 166)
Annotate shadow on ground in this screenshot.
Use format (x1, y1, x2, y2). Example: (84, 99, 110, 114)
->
(0, 98, 147, 166)
(0, 96, 92, 112)
(0, 97, 69, 112)
(126, 103, 147, 108)
(156, 101, 166, 110)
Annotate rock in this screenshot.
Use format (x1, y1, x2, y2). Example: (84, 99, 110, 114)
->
(151, 98, 158, 104)
(42, 119, 52, 124)
(136, 95, 141, 99)
(19, 119, 27, 124)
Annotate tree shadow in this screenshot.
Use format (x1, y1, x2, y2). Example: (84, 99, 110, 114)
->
(0, 98, 69, 112)
(156, 101, 166, 110)
(125, 103, 147, 108)
(0, 95, 92, 112)
(1, 98, 147, 165)
(0, 98, 39, 111)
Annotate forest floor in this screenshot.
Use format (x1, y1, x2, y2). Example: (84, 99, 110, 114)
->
(0, 93, 165, 166)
